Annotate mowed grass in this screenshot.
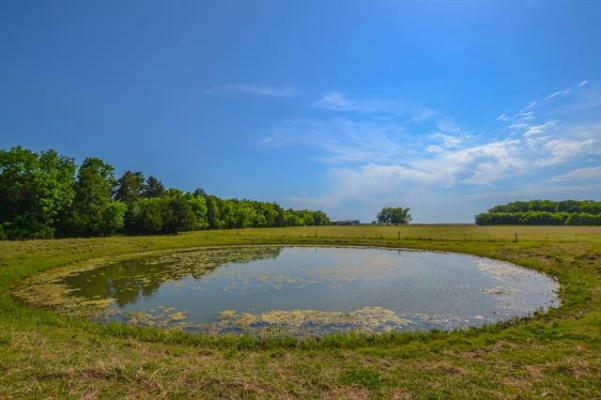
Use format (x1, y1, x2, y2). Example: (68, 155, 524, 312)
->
(0, 225, 600, 399)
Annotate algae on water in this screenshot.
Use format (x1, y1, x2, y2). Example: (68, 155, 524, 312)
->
(12, 245, 560, 337)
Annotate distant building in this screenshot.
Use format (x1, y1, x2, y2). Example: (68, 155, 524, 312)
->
(331, 219, 360, 226)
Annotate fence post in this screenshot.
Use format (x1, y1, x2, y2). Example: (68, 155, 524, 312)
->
(514, 232, 518, 243)
(398, 231, 400, 240)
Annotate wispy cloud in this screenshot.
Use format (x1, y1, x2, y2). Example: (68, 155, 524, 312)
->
(286, 130, 600, 217)
(273, 87, 601, 218)
(548, 166, 601, 182)
(250, 82, 601, 220)
(313, 92, 354, 111)
(312, 92, 395, 114)
(430, 132, 464, 148)
(537, 137, 599, 166)
(311, 91, 437, 122)
(545, 88, 571, 99)
(260, 118, 407, 164)
(500, 80, 591, 130)
(524, 120, 557, 137)
(497, 112, 510, 121)
(206, 84, 295, 97)
(267, 118, 599, 191)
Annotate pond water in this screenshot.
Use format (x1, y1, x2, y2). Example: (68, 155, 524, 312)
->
(58, 246, 559, 336)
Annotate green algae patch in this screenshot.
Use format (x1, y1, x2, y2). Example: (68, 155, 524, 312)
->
(12, 256, 120, 315)
(213, 307, 412, 336)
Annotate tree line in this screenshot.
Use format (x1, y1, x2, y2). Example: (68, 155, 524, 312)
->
(475, 200, 601, 225)
(0, 146, 330, 239)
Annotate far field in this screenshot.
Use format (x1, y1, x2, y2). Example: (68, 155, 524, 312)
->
(1, 225, 600, 399)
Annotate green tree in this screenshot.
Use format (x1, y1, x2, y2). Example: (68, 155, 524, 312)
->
(162, 196, 197, 234)
(0, 147, 75, 238)
(1, 146, 333, 238)
(192, 188, 206, 197)
(377, 207, 412, 225)
(63, 157, 118, 236)
(100, 201, 127, 235)
(205, 195, 221, 229)
(129, 198, 164, 234)
(233, 201, 256, 228)
(188, 195, 208, 229)
(476, 200, 601, 225)
(142, 175, 166, 198)
(114, 171, 144, 203)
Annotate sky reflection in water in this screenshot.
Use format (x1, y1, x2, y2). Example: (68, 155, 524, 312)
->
(61, 246, 559, 335)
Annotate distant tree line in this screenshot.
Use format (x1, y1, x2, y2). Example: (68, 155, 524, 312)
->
(475, 200, 601, 226)
(0, 146, 330, 239)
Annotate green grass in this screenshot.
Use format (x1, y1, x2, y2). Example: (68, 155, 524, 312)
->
(0, 225, 600, 399)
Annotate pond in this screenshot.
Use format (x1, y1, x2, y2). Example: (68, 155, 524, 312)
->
(23, 246, 560, 336)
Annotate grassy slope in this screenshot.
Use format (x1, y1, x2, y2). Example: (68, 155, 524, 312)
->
(0, 225, 600, 399)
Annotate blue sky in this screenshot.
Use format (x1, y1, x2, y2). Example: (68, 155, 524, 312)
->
(1, 1, 600, 222)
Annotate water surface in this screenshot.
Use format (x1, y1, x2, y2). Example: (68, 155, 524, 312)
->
(60, 246, 559, 335)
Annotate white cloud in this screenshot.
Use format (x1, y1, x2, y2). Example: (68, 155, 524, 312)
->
(286, 139, 524, 211)
(436, 119, 463, 135)
(280, 120, 601, 214)
(426, 144, 444, 154)
(271, 87, 601, 221)
(430, 132, 464, 148)
(260, 118, 407, 164)
(579, 80, 589, 87)
(524, 120, 557, 137)
(548, 166, 601, 182)
(313, 92, 352, 111)
(497, 113, 510, 121)
(312, 92, 388, 113)
(207, 84, 294, 97)
(537, 138, 598, 165)
(435, 139, 524, 185)
(509, 122, 529, 130)
(545, 88, 571, 99)
(311, 92, 437, 123)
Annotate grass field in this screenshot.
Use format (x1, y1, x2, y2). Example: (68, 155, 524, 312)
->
(1, 225, 600, 399)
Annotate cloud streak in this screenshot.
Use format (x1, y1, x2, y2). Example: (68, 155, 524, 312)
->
(548, 166, 601, 182)
(312, 92, 437, 122)
(207, 84, 295, 97)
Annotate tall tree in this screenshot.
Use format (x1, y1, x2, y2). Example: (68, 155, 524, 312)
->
(142, 175, 165, 198)
(205, 195, 221, 229)
(188, 195, 208, 229)
(114, 170, 144, 203)
(63, 157, 120, 236)
(193, 188, 206, 197)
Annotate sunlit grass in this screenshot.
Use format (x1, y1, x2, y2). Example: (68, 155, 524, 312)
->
(0, 225, 600, 398)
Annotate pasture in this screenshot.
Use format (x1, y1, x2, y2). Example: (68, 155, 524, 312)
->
(1, 225, 600, 399)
